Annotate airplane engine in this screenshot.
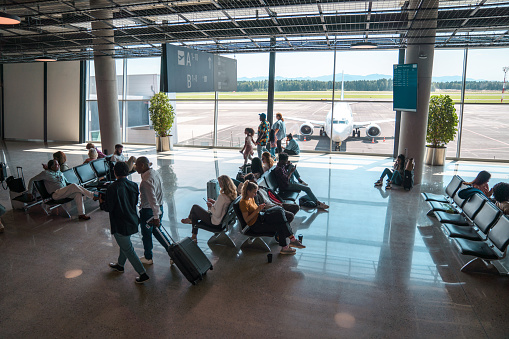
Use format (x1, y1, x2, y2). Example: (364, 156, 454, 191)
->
(300, 123, 314, 136)
(366, 124, 381, 137)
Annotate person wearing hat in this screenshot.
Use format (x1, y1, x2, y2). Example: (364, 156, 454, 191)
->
(284, 133, 300, 155)
(255, 113, 270, 158)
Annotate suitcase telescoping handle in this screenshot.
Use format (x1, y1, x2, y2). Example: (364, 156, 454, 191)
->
(146, 216, 175, 243)
(16, 166, 25, 187)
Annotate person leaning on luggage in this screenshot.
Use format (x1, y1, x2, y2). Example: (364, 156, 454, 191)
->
(239, 181, 305, 255)
(101, 162, 149, 284)
(27, 159, 98, 220)
(181, 175, 237, 243)
(136, 156, 173, 266)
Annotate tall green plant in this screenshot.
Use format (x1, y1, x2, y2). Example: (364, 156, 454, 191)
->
(149, 92, 175, 137)
(426, 94, 458, 148)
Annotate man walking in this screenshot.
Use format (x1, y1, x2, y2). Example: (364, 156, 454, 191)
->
(136, 156, 172, 265)
(102, 162, 149, 284)
(255, 113, 270, 158)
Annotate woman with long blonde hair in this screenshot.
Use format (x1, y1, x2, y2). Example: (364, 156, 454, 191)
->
(261, 151, 274, 173)
(182, 175, 237, 242)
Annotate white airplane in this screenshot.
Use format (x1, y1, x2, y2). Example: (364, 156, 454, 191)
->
(286, 101, 392, 151)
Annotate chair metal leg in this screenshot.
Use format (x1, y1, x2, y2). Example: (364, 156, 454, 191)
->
(460, 257, 500, 275)
(40, 204, 51, 216)
(207, 231, 236, 247)
(240, 237, 271, 252)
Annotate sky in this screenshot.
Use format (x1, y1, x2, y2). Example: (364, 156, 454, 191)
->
(115, 47, 509, 81)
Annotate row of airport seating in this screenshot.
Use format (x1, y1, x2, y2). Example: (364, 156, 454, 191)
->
(31, 158, 113, 217)
(422, 175, 509, 274)
(196, 167, 303, 251)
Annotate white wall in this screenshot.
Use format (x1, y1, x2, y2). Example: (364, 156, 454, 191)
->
(4, 63, 44, 140)
(3, 61, 81, 142)
(47, 61, 80, 141)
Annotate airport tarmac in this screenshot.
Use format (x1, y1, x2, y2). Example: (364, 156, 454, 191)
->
(169, 100, 509, 160)
(124, 100, 509, 161)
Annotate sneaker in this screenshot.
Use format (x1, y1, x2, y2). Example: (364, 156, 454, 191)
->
(385, 183, 392, 189)
(78, 215, 91, 221)
(135, 273, 150, 284)
(290, 239, 306, 249)
(299, 180, 308, 186)
(139, 257, 153, 265)
(374, 180, 383, 186)
(280, 246, 296, 255)
(109, 263, 124, 272)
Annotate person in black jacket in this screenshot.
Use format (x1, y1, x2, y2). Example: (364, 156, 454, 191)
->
(101, 162, 149, 284)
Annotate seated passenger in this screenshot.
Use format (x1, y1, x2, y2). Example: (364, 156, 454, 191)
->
(274, 153, 328, 210)
(374, 154, 405, 189)
(111, 144, 137, 172)
(241, 173, 300, 219)
(465, 170, 493, 197)
(27, 159, 98, 220)
(43, 151, 70, 172)
(250, 157, 264, 179)
(239, 181, 305, 255)
(493, 182, 509, 214)
(284, 133, 300, 155)
(262, 151, 306, 185)
(86, 143, 106, 158)
(181, 175, 237, 243)
(84, 148, 98, 164)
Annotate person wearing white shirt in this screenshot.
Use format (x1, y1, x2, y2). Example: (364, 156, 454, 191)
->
(136, 156, 171, 265)
(181, 176, 237, 243)
(111, 144, 137, 172)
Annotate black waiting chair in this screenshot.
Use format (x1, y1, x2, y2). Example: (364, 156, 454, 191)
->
(232, 199, 276, 252)
(434, 184, 472, 225)
(33, 180, 73, 218)
(263, 169, 300, 202)
(443, 198, 501, 241)
(195, 198, 238, 247)
(90, 158, 113, 187)
(452, 214, 509, 274)
(422, 175, 464, 203)
(62, 168, 81, 186)
(74, 163, 98, 189)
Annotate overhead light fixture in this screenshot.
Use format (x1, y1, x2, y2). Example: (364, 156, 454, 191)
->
(351, 41, 377, 49)
(0, 12, 20, 25)
(35, 57, 57, 62)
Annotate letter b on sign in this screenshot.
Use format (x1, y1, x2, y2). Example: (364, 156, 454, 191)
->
(187, 74, 192, 88)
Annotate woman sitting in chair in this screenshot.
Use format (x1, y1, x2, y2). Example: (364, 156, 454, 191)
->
(239, 181, 305, 255)
(465, 170, 493, 198)
(181, 175, 237, 243)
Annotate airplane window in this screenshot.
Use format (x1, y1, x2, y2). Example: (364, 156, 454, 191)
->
(333, 120, 347, 124)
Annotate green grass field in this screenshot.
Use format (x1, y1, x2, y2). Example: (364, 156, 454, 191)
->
(176, 91, 507, 103)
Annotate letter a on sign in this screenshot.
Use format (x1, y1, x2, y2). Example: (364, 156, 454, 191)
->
(186, 52, 191, 66)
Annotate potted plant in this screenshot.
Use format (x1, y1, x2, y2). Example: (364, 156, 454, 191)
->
(424, 94, 458, 165)
(149, 92, 175, 152)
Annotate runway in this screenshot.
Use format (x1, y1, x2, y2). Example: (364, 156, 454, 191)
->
(171, 100, 509, 160)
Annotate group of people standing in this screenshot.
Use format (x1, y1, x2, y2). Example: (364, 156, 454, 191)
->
(241, 112, 300, 166)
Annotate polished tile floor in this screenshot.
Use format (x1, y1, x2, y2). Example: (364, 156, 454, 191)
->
(1, 141, 509, 338)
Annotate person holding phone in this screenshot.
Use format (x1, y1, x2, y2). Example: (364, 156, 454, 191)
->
(181, 175, 237, 243)
(274, 153, 329, 210)
(239, 181, 304, 255)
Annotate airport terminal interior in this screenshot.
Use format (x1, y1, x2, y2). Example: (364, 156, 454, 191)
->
(0, 0, 509, 338)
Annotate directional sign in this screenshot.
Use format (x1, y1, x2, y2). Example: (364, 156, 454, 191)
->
(393, 63, 418, 112)
(160, 44, 237, 92)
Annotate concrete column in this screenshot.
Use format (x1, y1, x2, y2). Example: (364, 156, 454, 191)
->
(267, 37, 276, 126)
(398, 0, 438, 183)
(90, 0, 121, 154)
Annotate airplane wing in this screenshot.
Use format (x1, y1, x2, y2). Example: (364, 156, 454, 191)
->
(353, 119, 394, 129)
(285, 116, 325, 128)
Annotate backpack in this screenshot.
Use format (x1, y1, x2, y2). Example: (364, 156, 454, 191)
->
(267, 188, 282, 204)
(403, 170, 414, 191)
(299, 194, 317, 208)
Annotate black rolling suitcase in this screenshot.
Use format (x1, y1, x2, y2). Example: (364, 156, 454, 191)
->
(156, 225, 213, 285)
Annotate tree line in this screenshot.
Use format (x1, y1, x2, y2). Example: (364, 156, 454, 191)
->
(237, 79, 504, 92)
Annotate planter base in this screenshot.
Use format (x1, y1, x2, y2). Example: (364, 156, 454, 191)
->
(156, 136, 172, 152)
(424, 146, 446, 166)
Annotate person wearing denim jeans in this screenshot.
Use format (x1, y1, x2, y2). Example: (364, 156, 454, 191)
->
(102, 162, 149, 284)
(136, 156, 172, 266)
